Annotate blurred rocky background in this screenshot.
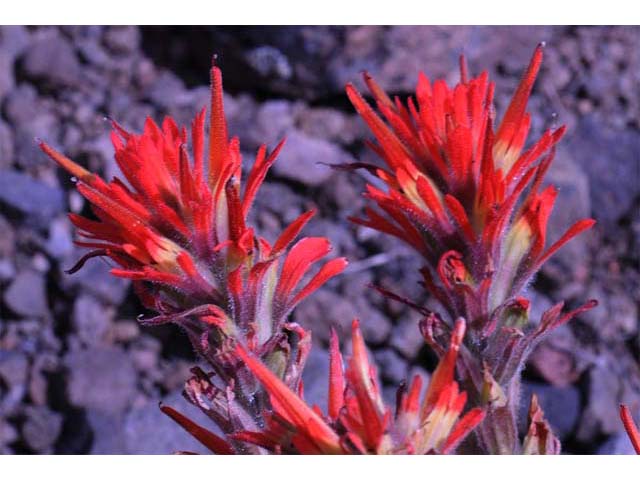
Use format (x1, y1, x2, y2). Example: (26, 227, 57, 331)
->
(0, 25, 638, 454)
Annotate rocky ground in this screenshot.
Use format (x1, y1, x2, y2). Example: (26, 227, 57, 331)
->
(0, 26, 638, 454)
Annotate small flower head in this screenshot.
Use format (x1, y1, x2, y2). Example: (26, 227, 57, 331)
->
(345, 45, 596, 390)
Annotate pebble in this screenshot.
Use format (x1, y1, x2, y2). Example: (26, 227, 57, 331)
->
(22, 406, 63, 452)
(123, 390, 212, 454)
(3, 269, 49, 317)
(21, 36, 81, 88)
(72, 294, 115, 346)
(65, 347, 138, 414)
(0, 170, 65, 229)
(271, 130, 347, 186)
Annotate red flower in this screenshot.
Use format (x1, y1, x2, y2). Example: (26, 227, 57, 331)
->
(346, 45, 597, 454)
(41, 65, 347, 449)
(41, 67, 345, 329)
(233, 317, 484, 454)
(346, 44, 594, 315)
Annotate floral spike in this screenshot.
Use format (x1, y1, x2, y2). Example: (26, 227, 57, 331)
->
(41, 64, 346, 449)
(234, 317, 484, 454)
(620, 404, 640, 454)
(346, 46, 596, 454)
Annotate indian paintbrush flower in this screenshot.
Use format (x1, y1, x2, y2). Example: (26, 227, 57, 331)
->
(346, 44, 597, 453)
(40, 64, 347, 451)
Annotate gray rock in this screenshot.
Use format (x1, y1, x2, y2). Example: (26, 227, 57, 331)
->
(576, 362, 628, 441)
(297, 107, 361, 146)
(123, 390, 212, 454)
(3, 269, 48, 317)
(0, 170, 65, 228)
(246, 46, 292, 80)
(544, 146, 592, 273)
(528, 325, 583, 388)
(250, 100, 296, 147)
(65, 347, 137, 414)
(146, 71, 186, 110)
(72, 294, 115, 346)
(14, 118, 59, 169)
(60, 257, 130, 305)
(22, 406, 63, 452)
(45, 216, 74, 260)
(77, 38, 111, 68)
(86, 410, 127, 454)
(355, 298, 392, 346)
(2, 84, 39, 127)
(110, 321, 140, 344)
(0, 47, 13, 100)
(130, 335, 162, 372)
(295, 289, 352, 344)
(319, 173, 364, 214)
(581, 288, 638, 342)
(272, 130, 347, 186)
(253, 182, 304, 225)
(0, 120, 14, 169)
(0, 419, 18, 447)
(0, 212, 15, 257)
(102, 26, 140, 54)
(0, 258, 15, 282)
(567, 117, 640, 228)
(0, 350, 29, 388)
(295, 289, 391, 346)
(598, 432, 638, 455)
(0, 26, 29, 100)
(21, 36, 81, 88)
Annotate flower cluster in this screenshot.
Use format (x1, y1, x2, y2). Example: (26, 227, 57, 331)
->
(43, 46, 599, 455)
(345, 44, 597, 453)
(41, 66, 346, 451)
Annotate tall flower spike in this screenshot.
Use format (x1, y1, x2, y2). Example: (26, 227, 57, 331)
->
(234, 317, 484, 454)
(41, 65, 347, 450)
(347, 45, 596, 454)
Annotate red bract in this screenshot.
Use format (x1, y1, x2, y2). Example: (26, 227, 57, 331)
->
(620, 404, 640, 454)
(522, 394, 560, 455)
(233, 318, 484, 454)
(41, 65, 346, 451)
(346, 45, 596, 453)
